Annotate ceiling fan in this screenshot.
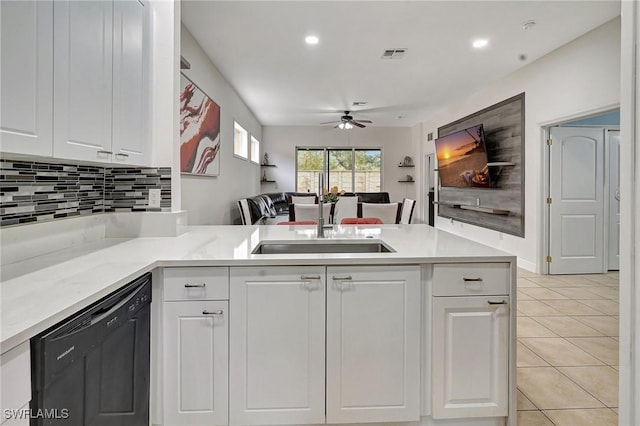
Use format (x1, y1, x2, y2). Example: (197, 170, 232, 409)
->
(320, 111, 372, 129)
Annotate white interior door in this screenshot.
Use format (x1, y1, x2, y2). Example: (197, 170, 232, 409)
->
(549, 127, 605, 274)
(608, 130, 620, 270)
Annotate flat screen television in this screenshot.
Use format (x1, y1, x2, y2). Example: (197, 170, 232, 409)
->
(435, 123, 492, 188)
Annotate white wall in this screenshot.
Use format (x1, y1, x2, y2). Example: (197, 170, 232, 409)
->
(619, 1, 638, 424)
(150, 0, 181, 211)
(419, 17, 621, 272)
(180, 25, 263, 225)
(262, 126, 416, 203)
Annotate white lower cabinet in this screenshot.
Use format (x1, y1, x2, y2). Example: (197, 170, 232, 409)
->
(162, 268, 229, 426)
(229, 266, 326, 425)
(229, 265, 420, 425)
(326, 265, 421, 423)
(432, 296, 509, 419)
(1, 342, 31, 426)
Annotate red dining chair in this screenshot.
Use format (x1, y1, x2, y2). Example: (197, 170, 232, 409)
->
(340, 217, 383, 225)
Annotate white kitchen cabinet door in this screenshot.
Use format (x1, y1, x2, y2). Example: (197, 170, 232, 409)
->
(112, 0, 149, 165)
(229, 267, 325, 425)
(53, 0, 113, 162)
(163, 301, 228, 426)
(0, 0, 53, 157)
(432, 296, 509, 419)
(326, 265, 421, 424)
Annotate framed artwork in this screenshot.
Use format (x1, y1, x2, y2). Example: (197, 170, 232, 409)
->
(179, 73, 221, 176)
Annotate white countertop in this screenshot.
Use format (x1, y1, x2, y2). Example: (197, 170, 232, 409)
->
(0, 224, 514, 353)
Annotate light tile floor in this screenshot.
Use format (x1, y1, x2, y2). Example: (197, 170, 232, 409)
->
(516, 269, 619, 426)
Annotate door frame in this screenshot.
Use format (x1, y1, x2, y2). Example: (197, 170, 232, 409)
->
(539, 106, 620, 274)
(606, 130, 621, 270)
(423, 153, 435, 225)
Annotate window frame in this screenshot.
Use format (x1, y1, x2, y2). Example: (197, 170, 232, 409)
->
(233, 121, 248, 160)
(295, 146, 383, 193)
(250, 135, 260, 164)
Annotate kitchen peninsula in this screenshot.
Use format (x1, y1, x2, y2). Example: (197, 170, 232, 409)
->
(1, 224, 516, 426)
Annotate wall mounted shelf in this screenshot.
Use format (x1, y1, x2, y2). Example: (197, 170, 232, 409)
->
(433, 201, 510, 216)
(487, 162, 515, 167)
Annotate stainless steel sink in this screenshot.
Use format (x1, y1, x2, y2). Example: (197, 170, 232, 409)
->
(252, 240, 395, 254)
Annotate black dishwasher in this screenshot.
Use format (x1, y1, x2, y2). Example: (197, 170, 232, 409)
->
(30, 273, 151, 426)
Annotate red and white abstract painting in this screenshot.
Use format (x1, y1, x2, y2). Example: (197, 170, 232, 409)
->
(180, 74, 221, 176)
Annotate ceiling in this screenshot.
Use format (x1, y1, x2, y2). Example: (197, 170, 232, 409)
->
(181, 1, 620, 128)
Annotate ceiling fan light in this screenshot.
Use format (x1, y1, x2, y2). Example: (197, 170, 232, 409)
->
(345, 122, 353, 130)
(338, 122, 345, 130)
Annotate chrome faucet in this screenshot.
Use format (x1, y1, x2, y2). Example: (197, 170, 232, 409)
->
(317, 172, 325, 238)
(317, 173, 331, 238)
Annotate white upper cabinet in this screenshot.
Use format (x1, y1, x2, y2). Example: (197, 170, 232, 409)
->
(0, 0, 53, 157)
(1, 0, 150, 165)
(111, 0, 149, 165)
(53, 0, 113, 162)
(53, 0, 149, 165)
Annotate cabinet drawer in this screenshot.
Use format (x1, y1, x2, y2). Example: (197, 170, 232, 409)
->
(163, 267, 229, 301)
(432, 263, 510, 296)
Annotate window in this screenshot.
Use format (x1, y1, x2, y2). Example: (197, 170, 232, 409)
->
(250, 136, 260, 164)
(233, 121, 248, 159)
(296, 147, 382, 193)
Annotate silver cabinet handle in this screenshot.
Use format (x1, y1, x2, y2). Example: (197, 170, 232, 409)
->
(488, 300, 507, 305)
(185, 283, 206, 288)
(97, 150, 113, 155)
(115, 152, 129, 158)
(202, 310, 223, 316)
(300, 275, 321, 280)
(463, 277, 484, 282)
(332, 275, 352, 281)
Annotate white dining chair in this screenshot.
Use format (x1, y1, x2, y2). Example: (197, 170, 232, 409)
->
(290, 195, 316, 204)
(400, 198, 416, 224)
(294, 203, 331, 222)
(237, 199, 252, 225)
(332, 196, 358, 224)
(361, 202, 399, 224)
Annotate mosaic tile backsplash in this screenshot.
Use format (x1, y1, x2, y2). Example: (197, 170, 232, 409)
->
(0, 157, 171, 227)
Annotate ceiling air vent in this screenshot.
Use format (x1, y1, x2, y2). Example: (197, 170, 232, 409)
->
(381, 48, 407, 59)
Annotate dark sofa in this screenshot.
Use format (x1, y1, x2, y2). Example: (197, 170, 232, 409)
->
(240, 191, 390, 225)
(241, 192, 317, 225)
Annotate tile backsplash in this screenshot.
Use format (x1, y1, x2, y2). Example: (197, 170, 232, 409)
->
(104, 167, 172, 212)
(0, 157, 171, 227)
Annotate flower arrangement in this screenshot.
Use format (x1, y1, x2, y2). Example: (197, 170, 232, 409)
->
(323, 186, 345, 203)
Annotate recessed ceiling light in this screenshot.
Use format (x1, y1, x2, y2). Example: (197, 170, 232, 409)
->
(472, 39, 489, 49)
(305, 35, 319, 45)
